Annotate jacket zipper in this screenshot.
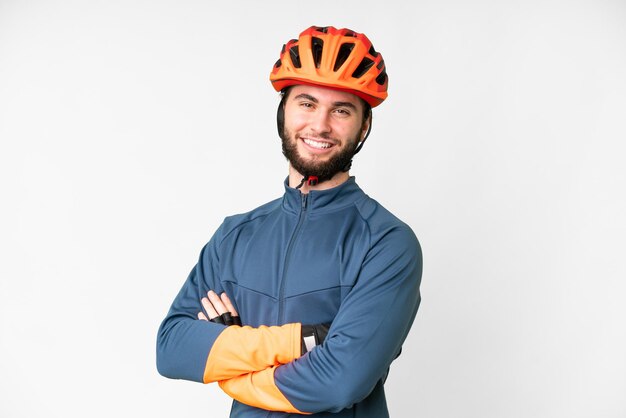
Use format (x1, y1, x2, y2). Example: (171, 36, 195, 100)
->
(277, 192, 308, 324)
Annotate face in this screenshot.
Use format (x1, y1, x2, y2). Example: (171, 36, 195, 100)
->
(280, 85, 369, 182)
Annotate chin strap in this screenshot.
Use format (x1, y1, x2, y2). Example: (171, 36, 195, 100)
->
(295, 175, 319, 190)
(341, 115, 373, 172)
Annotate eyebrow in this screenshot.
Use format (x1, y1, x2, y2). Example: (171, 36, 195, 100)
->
(294, 93, 359, 111)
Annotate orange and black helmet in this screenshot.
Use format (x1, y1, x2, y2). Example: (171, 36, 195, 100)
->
(270, 26, 388, 107)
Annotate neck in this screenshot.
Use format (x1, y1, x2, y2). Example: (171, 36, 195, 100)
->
(288, 165, 350, 194)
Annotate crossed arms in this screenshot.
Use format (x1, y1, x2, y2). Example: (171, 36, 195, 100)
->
(156, 223, 422, 414)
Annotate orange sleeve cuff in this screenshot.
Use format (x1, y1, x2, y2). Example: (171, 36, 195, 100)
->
(203, 323, 301, 383)
(219, 367, 309, 414)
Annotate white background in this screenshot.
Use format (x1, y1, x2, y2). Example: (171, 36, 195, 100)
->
(1, 1, 625, 417)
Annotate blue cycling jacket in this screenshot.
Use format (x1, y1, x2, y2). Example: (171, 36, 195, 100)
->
(157, 177, 422, 417)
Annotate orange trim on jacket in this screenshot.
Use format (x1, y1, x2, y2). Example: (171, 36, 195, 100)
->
(219, 367, 309, 415)
(203, 323, 302, 383)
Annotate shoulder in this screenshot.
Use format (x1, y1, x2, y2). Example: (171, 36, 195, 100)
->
(214, 197, 282, 244)
(353, 194, 421, 257)
(354, 194, 417, 237)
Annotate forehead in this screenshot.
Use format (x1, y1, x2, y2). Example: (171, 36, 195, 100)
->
(287, 84, 362, 107)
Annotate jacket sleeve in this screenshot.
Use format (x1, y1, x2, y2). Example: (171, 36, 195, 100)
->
(156, 224, 302, 384)
(218, 225, 422, 414)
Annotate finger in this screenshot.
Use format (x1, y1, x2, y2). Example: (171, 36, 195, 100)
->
(207, 290, 228, 315)
(221, 312, 235, 326)
(198, 312, 209, 321)
(201, 296, 219, 320)
(220, 293, 239, 317)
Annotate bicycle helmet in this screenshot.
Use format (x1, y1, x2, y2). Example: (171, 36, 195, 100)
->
(270, 26, 388, 107)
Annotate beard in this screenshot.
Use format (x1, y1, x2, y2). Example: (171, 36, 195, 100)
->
(280, 127, 359, 183)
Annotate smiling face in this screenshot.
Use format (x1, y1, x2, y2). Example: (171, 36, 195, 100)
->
(281, 85, 370, 186)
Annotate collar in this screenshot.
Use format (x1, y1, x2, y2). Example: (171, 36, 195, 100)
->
(282, 176, 365, 214)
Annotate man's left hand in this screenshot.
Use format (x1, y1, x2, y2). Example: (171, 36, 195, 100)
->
(198, 290, 242, 326)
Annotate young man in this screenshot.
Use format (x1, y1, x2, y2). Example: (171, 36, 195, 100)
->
(157, 26, 422, 417)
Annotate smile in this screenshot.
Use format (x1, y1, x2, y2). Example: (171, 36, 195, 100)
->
(303, 138, 334, 149)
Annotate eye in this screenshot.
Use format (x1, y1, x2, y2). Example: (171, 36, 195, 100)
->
(334, 108, 351, 117)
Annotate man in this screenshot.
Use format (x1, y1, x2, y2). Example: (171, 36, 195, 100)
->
(157, 26, 422, 417)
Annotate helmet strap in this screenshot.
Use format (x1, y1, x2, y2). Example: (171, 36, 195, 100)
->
(277, 98, 286, 138)
(295, 175, 319, 190)
(341, 112, 373, 172)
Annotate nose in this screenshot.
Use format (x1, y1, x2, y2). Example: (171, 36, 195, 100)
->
(309, 110, 332, 135)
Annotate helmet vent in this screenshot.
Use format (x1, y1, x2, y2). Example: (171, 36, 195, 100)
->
(311, 37, 324, 68)
(314, 26, 329, 33)
(289, 45, 302, 68)
(369, 45, 377, 56)
(375, 68, 387, 85)
(274, 59, 282, 68)
(334, 43, 355, 71)
(352, 57, 374, 78)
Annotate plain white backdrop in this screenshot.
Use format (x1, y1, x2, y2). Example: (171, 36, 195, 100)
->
(1, 1, 625, 417)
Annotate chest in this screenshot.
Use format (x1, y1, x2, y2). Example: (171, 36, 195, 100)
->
(220, 209, 369, 325)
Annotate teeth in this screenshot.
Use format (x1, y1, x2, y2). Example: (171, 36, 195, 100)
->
(304, 138, 332, 149)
